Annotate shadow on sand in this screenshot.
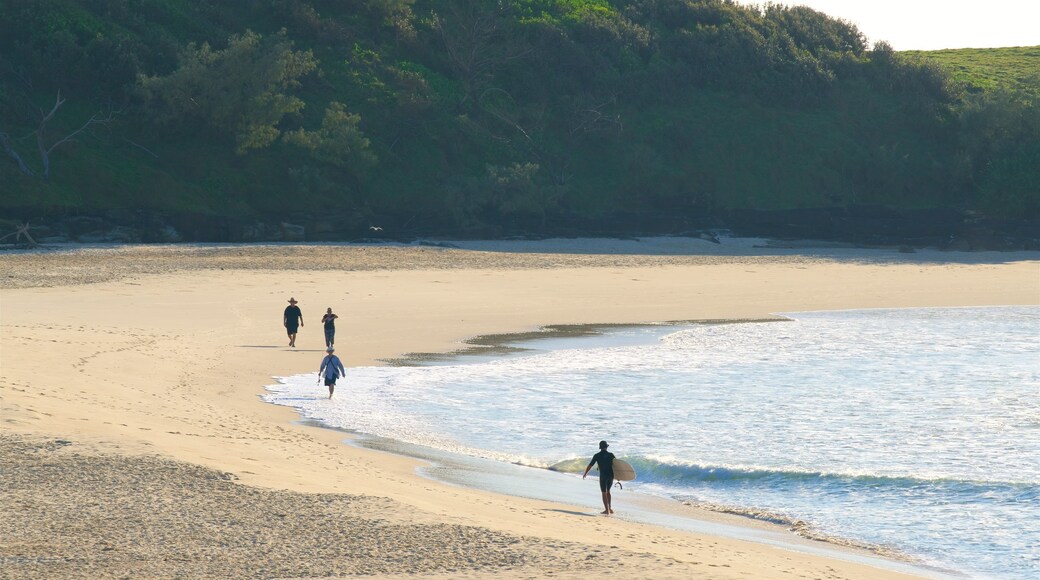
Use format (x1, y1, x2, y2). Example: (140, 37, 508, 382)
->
(542, 509, 597, 518)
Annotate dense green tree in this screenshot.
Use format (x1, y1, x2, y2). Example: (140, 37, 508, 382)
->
(284, 102, 377, 173)
(140, 30, 318, 153)
(1, 0, 1036, 231)
(958, 89, 1040, 216)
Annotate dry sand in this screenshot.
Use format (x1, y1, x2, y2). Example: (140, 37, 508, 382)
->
(2, 239, 1038, 579)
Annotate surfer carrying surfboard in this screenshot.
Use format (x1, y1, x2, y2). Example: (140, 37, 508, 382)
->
(582, 440, 616, 515)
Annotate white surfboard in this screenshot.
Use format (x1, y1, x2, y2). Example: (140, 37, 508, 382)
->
(612, 459, 636, 481)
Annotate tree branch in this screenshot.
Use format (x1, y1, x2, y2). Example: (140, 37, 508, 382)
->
(45, 109, 113, 156)
(0, 222, 39, 247)
(33, 92, 117, 178)
(0, 132, 34, 176)
(40, 91, 66, 125)
(123, 138, 159, 158)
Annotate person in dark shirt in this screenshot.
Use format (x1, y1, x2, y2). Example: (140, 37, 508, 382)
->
(321, 307, 338, 348)
(582, 440, 616, 515)
(283, 297, 304, 347)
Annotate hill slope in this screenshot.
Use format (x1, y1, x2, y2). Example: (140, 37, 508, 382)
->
(903, 46, 1040, 95)
(0, 1, 1037, 242)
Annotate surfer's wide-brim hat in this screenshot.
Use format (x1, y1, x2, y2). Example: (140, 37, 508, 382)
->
(288, 297, 298, 303)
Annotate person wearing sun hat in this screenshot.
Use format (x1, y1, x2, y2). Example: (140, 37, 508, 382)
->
(283, 297, 304, 347)
(318, 346, 345, 399)
(582, 440, 616, 515)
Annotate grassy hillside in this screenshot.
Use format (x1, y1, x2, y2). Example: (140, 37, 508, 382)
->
(903, 46, 1040, 95)
(1, 1, 1037, 240)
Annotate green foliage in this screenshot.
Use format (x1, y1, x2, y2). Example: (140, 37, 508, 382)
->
(1, 1, 1036, 228)
(139, 29, 317, 153)
(0, 0, 141, 97)
(485, 162, 559, 222)
(957, 89, 1040, 216)
(514, 0, 618, 25)
(909, 46, 1040, 217)
(365, 0, 416, 17)
(763, 4, 866, 56)
(284, 102, 377, 172)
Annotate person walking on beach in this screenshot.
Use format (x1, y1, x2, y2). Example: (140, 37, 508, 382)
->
(283, 297, 304, 347)
(582, 440, 616, 515)
(319, 347, 346, 399)
(321, 307, 339, 348)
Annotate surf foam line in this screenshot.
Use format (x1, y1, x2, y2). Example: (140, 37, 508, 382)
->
(265, 374, 1036, 498)
(549, 456, 1037, 490)
(546, 457, 929, 565)
(263, 374, 559, 469)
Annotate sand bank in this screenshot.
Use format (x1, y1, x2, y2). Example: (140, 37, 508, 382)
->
(2, 239, 1037, 578)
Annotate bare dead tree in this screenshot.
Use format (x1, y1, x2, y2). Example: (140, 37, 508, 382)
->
(478, 87, 533, 143)
(0, 222, 39, 248)
(434, 2, 531, 107)
(0, 132, 34, 176)
(35, 91, 115, 178)
(570, 95, 624, 136)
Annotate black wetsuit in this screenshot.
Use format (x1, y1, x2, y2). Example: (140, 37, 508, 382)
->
(587, 450, 616, 492)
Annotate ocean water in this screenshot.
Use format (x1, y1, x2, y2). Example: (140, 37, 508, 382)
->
(264, 306, 1040, 579)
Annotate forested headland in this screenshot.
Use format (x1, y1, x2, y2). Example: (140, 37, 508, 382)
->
(1, 0, 1037, 246)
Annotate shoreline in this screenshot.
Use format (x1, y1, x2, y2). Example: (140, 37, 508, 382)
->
(3, 240, 1037, 578)
(349, 427, 939, 576)
(381, 318, 786, 366)
(267, 312, 1016, 578)
(332, 308, 1031, 579)
(285, 390, 941, 579)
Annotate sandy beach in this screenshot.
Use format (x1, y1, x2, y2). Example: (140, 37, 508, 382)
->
(2, 239, 1038, 579)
